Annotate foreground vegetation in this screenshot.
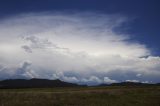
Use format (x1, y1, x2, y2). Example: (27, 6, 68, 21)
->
(0, 86, 160, 106)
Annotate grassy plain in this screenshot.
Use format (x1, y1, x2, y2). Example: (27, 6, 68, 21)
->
(0, 86, 160, 106)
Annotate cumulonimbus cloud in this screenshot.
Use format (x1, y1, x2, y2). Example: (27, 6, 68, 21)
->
(0, 12, 159, 85)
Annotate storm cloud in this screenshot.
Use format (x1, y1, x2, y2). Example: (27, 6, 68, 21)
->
(0, 12, 159, 85)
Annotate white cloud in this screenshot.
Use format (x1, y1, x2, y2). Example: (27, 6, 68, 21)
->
(136, 74, 142, 77)
(104, 77, 117, 84)
(52, 72, 79, 83)
(0, 61, 36, 79)
(0, 12, 159, 85)
(126, 80, 140, 83)
(81, 76, 103, 85)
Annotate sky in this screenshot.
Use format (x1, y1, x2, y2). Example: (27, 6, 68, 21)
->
(0, 0, 160, 85)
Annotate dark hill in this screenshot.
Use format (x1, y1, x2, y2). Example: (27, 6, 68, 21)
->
(0, 78, 80, 88)
(109, 82, 156, 86)
(98, 82, 160, 87)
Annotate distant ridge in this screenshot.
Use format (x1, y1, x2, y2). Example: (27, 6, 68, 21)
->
(0, 78, 81, 89)
(0, 79, 159, 89)
(99, 82, 159, 86)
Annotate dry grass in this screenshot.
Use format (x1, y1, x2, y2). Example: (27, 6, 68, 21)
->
(0, 86, 160, 106)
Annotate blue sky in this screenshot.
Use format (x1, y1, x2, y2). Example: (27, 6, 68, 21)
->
(0, 0, 160, 85)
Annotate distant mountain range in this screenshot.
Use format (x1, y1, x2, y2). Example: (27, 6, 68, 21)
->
(0, 78, 81, 89)
(0, 78, 159, 89)
(99, 82, 160, 86)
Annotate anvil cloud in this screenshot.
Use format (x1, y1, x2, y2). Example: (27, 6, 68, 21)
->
(0, 12, 160, 85)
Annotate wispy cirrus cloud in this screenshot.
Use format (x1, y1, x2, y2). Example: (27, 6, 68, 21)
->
(0, 12, 159, 85)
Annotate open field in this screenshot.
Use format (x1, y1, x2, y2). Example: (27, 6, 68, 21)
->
(0, 86, 160, 106)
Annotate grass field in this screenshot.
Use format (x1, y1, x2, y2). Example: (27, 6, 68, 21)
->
(0, 86, 160, 106)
